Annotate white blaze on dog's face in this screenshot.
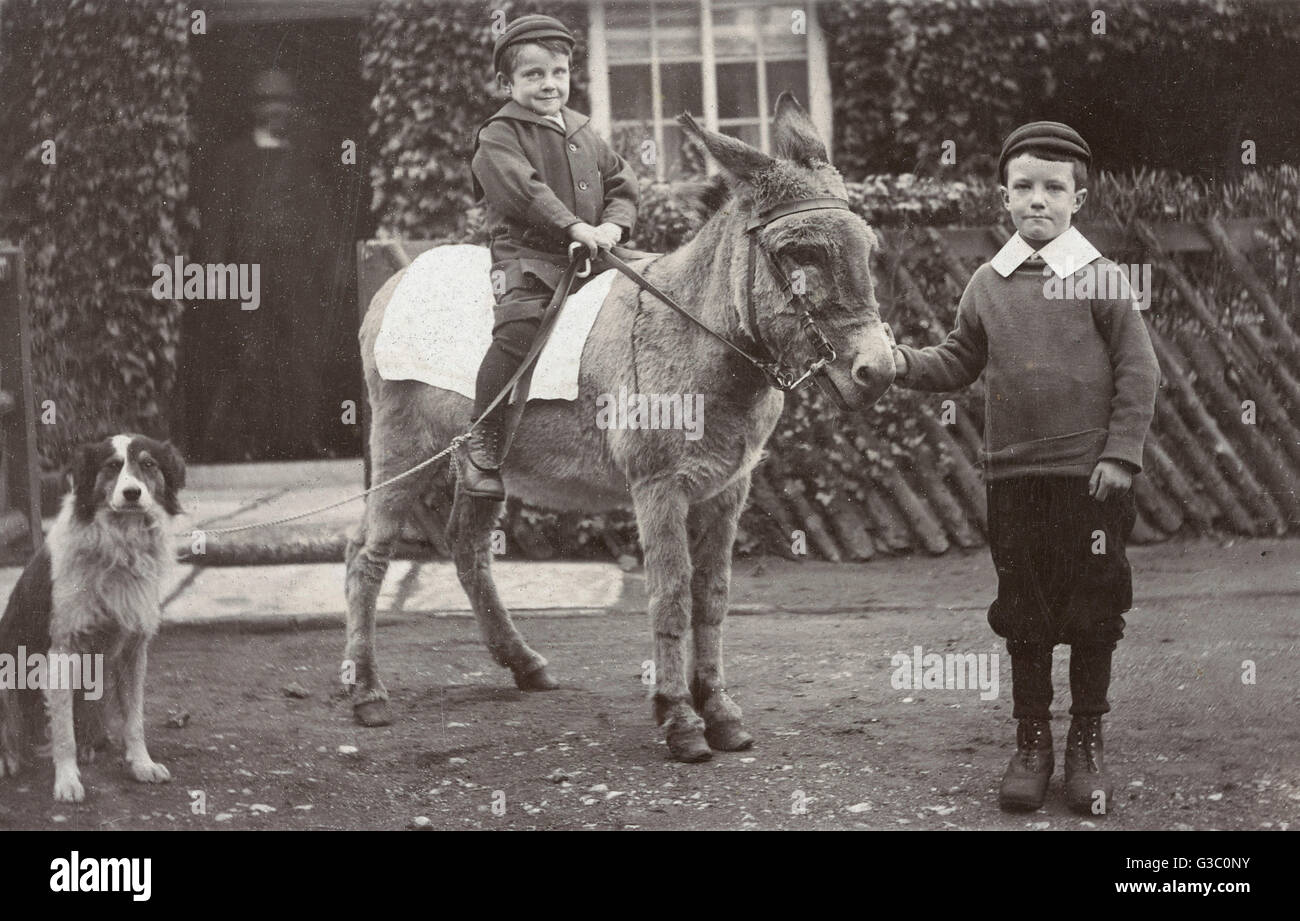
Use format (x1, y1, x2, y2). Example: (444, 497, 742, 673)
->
(73, 434, 186, 523)
(109, 435, 158, 512)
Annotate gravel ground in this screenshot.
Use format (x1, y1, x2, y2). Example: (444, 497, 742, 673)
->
(1, 538, 1297, 830)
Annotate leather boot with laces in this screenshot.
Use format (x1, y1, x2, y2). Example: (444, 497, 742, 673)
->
(999, 718, 1054, 812)
(1064, 716, 1113, 815)
(463, 412, 506, 501)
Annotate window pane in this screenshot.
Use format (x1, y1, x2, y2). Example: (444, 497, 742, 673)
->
(660, 62, 702, 118)
(653, 1, 701, 59)
(760, 4, 805, 56)
(610, 64, 653, 121)
(711, 5, 758, 57)
(606, 4, 651, 59)
(765, 60, 808, 112)
(716, 61, 759, 119)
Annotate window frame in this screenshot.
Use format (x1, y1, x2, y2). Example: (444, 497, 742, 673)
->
(588, 0, 832, 180)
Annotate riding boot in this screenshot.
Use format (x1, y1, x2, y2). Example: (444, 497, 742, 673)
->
(1064, 716, 1113, 815)
(998, 718, 1054, 812)
(463, 407, 507, 501)
(467, 320, 539, 502)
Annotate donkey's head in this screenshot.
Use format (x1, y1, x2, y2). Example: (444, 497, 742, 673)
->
(677, 94, 894, 408)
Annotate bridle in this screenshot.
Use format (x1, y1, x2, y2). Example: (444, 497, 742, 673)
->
(743, 196, 852, 396)
(598, 196, 855, 401)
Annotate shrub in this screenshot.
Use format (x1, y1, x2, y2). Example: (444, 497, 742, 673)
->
(0, 0, 196, 468)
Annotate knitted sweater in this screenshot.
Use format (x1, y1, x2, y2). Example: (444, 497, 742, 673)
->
(895, 252, 1160, 480)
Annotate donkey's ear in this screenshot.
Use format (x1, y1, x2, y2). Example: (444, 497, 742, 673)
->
(771, 92, 829, 166)
(671, 173, 731, 219)
(677, 111, 775, 182)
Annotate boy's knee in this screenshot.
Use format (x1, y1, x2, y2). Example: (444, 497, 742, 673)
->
(492, 317, 543, 359)
(1062, 611, 1126, 647)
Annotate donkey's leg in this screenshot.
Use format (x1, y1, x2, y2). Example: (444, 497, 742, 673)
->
(688, 477, 754, 751)
(344, 473, 416, 726)
(632, 481, 710, 763)
(448, 484, 558, 691)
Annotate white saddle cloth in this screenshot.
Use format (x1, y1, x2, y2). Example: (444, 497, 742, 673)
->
(373, 244, 618, 402)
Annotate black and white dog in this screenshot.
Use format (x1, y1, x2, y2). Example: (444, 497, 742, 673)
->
(0, 434, 184, 802)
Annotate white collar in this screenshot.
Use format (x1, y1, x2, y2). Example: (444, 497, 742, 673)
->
(544, 111, 565, 130)
(990, 226, 1102, 279)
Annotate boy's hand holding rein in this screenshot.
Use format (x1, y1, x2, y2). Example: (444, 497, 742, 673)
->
(567, 220, 621, 256)
(1089, 458, 1133, 501)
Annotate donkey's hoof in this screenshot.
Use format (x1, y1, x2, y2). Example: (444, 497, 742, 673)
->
(666, 727, 713, 763)
(513, 665, 560, 691)
(705, 721, 754, 752)
(353, 699, 393, 727)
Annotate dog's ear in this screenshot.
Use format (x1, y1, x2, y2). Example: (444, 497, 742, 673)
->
(70, 442, 104, 523)
(156, 441, 186, 515)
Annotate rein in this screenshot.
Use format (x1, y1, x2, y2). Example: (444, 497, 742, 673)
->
(600, 196, 854, 395)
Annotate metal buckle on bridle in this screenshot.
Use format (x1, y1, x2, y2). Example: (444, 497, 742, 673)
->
(758, 311, 836, 391)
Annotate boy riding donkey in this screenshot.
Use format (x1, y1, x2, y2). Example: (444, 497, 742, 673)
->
(893, 123, 1161, 815)
(467, 14, 639, 500)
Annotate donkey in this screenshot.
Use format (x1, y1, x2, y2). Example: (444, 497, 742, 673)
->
(345, 95, 895, 762)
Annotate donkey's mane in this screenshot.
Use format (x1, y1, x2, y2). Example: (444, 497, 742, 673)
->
(674, 160, 835, 226)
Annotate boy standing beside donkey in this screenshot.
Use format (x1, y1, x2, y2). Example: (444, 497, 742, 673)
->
(893, 122, 1160, 814)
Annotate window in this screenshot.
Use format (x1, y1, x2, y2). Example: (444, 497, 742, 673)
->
(587, 0, 831, 180)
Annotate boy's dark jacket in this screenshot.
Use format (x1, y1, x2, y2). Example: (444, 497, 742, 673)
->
(471, 100, 638, 267)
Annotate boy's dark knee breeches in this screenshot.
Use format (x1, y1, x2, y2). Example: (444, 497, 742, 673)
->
(986, 475, 1136, 648)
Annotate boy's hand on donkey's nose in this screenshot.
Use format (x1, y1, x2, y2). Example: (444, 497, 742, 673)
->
(1089, 459, 1133, 501)
(883, 325, 907, 378)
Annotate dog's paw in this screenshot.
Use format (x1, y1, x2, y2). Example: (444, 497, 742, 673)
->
(0, 750, 20, 777)
(52, 772, 85, 803)
(129, 760, 171, 784)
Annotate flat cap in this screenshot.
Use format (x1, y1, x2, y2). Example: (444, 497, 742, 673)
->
(492, 14, 575, 75)
(998, 121, 1091, 183)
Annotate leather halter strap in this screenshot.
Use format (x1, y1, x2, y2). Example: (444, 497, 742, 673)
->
(744, 197, 853, 234)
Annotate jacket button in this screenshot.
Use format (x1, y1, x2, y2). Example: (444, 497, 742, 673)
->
(578, 180, 589, 191)
(568, 142, 578, 152)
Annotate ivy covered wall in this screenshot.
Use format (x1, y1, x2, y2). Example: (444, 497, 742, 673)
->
(0, 0, 197, 467)
(821, 0, 1300, 181)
